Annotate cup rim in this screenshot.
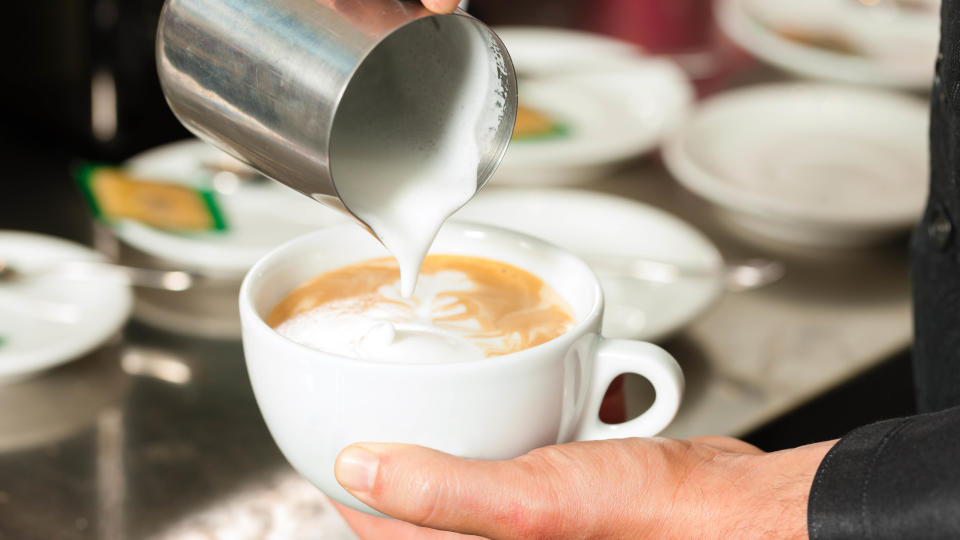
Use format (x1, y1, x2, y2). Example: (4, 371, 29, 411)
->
(239, 221, 604, 371)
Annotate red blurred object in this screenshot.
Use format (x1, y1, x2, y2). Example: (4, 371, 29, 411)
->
(579, 0, 749, 95)
(599, 374, 627, 424)
(581, 0, 715, 54)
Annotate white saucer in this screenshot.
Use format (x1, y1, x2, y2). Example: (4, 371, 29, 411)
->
(0, 231, 133, 383)
(454, 188, 723, 341)
(119, 139, 347, 276)
(664, 83, 929, 247)
(717, 0, 938, 89)
(495, 26, 642, 77)
(109, 140, 349, 338)
(491, 28, 693, 186)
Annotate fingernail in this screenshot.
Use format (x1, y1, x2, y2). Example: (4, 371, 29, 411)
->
(336, 446, 380, 494)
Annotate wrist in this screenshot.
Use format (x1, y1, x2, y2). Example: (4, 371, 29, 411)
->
(740, 440, 837, 539)
(666, 439, 836, 539)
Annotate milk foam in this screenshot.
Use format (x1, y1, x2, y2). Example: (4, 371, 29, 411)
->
(268, 256, 575, 364)
(330, 17, 504, 297)
(275, 271, 489, 363)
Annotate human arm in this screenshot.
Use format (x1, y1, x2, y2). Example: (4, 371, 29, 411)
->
(333, 436, 835, 539)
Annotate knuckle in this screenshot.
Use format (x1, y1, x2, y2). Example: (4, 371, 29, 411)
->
(501, 448, 579, 538)
(520, 444, 578, 474)
(405, 474, 447, 526)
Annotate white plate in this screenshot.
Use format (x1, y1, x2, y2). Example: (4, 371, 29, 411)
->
(0, 231, 133, 383)
(112, 140, 349, 338)
(664, 83, 929, 247)
(491, 28, 694, 186)
(717, 0, 938, 89)
(119, 139, 347, 276)
(454, 188, 723, 341)
(495, 26, 642, 77)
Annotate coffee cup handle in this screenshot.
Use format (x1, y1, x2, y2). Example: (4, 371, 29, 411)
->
(573, 339, 684, 441)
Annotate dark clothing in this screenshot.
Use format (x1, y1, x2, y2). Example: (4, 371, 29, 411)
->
(808, 1, 960, 537)
(912, 0, 960, 412)
(808, 407, 960, 539)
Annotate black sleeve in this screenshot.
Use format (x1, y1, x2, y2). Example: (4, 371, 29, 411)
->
(807, 405, 960, 539)
(808, 1, 960, 537)
(911, 44, 960, 414)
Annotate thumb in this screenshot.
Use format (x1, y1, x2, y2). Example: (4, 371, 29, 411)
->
(335, 442, 535, 538)
(421, 0, 460, 14)
(334, 440, 661, 539)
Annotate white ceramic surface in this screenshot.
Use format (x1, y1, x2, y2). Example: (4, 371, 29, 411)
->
(120, 139, 347, 275)
(717, 0, 938, 89)
(495, 26, 642, 76)
(112, 140, 347, 338)
(664, 83, 929, 247)
(454, 188, 724, 340)
(0, 231, 132, 383)
(492, 28, 693, 185)
(239, 222, 684, 515)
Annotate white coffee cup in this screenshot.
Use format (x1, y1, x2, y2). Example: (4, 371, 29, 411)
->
(239, 222, 684, 514)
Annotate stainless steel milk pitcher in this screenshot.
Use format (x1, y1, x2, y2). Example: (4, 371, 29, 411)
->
(157, 0, 517, 216)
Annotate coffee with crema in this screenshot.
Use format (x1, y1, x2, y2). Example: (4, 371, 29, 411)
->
(268, 255, 575, 363)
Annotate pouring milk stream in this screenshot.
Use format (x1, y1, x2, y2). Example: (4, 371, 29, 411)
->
(329, 18, 506, 297)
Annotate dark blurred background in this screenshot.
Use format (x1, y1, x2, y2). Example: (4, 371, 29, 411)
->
(0, 1, 185, 160)
(0, 0, 724, 161)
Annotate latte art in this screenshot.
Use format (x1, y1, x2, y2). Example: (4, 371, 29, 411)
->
(267, 255, 575, 363)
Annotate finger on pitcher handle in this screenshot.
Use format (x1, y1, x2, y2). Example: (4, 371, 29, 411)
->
(421, 0, 460, 13)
